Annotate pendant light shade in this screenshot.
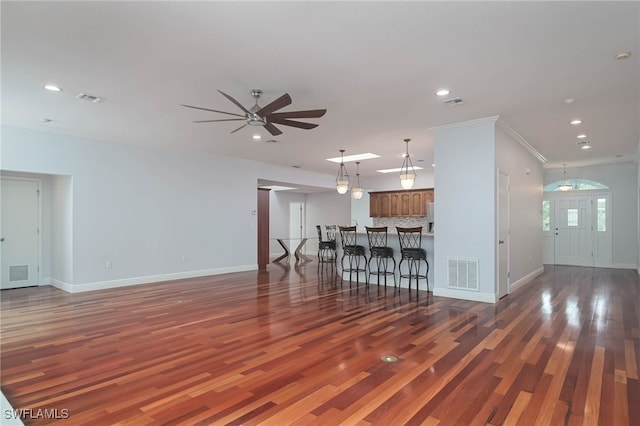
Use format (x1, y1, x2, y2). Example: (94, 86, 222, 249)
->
(336, 149, 350, 194)
(399, 138, 416, 189)
(558, 163, 572, 191)
(352, 161, 364, 200)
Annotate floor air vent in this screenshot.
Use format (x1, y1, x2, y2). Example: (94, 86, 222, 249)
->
(447, 259, 479, 290)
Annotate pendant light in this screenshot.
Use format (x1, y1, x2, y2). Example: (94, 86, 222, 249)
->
(352, 161, 364, 200)
(558, 163, 572, 191)
(399, 138, 416, 189)
(336, 149, 350, 194)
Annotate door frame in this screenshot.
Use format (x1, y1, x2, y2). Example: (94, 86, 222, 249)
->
(1, 175, 43, 288)
(543, 190, 612, 267)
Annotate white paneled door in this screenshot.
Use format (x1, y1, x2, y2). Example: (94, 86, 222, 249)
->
(497, 171, 509, 298)
(554, 195, 592, 266)
(1, 178, 40, 289)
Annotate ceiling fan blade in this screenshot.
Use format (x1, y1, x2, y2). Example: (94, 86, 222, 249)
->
(181, 104, 245, 118)
(256, 93, 292, 117)
(268, 109, 327, 119)
(269, 118, 319, 130)
(263, 122, 283, 136)
(218, 90, 251, 114)
(230, 124, 248, 134)
(193, 118, 246, 123)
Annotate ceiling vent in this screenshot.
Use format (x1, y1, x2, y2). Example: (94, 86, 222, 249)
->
(442, 97, 464, 106)
(76, 92, 105, 103)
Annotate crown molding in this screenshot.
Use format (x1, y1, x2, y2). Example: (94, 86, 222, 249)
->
(496, 118, 547, 164)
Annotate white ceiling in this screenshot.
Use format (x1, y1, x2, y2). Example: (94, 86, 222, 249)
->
(2, 1, 639, 180)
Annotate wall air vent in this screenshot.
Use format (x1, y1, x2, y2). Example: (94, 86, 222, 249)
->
(442, 97, 464, 106)
(447, 258, 479, 290)
(76, 92, 105, 103)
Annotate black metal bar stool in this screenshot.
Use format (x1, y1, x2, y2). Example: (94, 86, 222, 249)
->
(338, 225, 368, 285)
(396, 226, 429, 292)
(316, 225, 337, 273)
(365, 226, 396, 287)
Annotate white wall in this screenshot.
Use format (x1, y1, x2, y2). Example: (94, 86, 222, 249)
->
(51, 175, 73, 284)
(305, 191, 351, 239)
(495, 126, 544, 290)
(432, 118, 498, 302)
(544, 162, 638, 269)
(1, 126, 339, 291)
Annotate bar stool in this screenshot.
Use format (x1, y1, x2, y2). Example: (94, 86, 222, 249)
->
(316, 225, 336, 272)
(338, 225, 368, 285)
(396, 226, 429, 292)
(365, 226, 396, 287)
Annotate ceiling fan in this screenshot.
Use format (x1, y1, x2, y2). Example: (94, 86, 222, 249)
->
(182, 89, 327, 136)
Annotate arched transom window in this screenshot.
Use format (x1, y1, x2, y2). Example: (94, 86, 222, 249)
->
(544, 179, 609, 192)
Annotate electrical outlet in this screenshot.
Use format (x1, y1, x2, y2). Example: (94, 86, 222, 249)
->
(105, 260, 112, 269)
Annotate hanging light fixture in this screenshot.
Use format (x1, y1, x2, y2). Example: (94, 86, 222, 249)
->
(352, 161, 364, 200)
(336, 149, 350, 194)
(399, 138, 416, 189)
(558, 163, 572, 191)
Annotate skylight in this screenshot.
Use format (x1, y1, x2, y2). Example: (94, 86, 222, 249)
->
(326, 153, 380, 163)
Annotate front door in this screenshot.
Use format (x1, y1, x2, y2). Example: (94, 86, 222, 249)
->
(554, 195, 592, 266)
(1, 178, 40, 289)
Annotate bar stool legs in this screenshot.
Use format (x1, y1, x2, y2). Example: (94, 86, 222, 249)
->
(368, 254, 396, 287)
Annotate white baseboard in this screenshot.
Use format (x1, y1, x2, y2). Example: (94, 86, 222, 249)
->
(433, 287, 496, 303)
(50, 265, 257, 293)
(509, 266, 544, 293)
(612, 263, 638, 270)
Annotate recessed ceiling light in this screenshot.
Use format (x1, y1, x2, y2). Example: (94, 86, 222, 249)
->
(252, 134, 261, 140)
(570, 119, 582, 125)
(436, 89, 450, 97)
(577, 140, 591, 149)
(615, 51, 631, 60)
(565, 98, 576, 104)
(376, 166, 423, 174)
(577, 134, 587, 139)
(44, 84, 61, 92)
(326, 153, 380, 163)
(432, 163, 436, 167)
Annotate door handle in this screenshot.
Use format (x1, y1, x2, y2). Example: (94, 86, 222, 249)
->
(0, 237, 4, 242)
(499, 240, 504, 244)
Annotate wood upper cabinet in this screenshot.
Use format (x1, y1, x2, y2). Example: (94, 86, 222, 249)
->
(410, 191, 425, 216)
(368, 188, 434, 217)
(369, 193, 380, 217)
(369, 193, 391, 217)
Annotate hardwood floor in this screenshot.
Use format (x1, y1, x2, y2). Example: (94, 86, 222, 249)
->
(1, 264, 638, 425)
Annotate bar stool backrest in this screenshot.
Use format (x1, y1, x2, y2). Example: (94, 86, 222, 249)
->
(325, 225, 337, 242)
(339, 225, 358, 248)
(396, 226, 423, 250)
(365, 226, 388, 249)
(316, 225, 324, 242)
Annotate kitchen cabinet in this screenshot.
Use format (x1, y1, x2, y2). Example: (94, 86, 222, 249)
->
(369, 188, 434, 217)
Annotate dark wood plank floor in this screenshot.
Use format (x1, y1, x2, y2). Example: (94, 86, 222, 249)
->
(1, 264, 639, 425)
